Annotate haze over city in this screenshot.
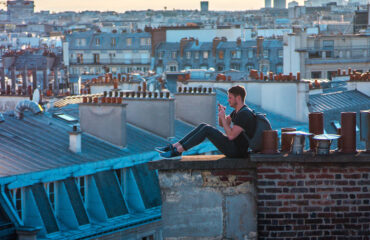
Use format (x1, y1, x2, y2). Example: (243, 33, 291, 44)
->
(31, 0, 305, 12)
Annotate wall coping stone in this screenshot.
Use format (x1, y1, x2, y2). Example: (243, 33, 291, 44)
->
(149, 151, 370, 170)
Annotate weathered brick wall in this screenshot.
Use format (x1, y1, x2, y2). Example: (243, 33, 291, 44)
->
(257, 163, 370, 239)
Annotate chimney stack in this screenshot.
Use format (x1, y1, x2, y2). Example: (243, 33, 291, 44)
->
(122, 91, 175, 139)
(175, 87, 216, 126)
(79, 102, 127, 148)
(256, 36, 264, 58)
(69, 125, 81, 153)
(212, 37, 222, 57)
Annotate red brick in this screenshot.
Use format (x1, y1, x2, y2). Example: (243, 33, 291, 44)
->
(278, 181, 296, 186)
(289, 174, 306, 179)
(331, 206, 349, 212)
(257, 168, 276, 173)
(264, 174, 287, 180)
(304, 194, 321, 199)
(330, 194, 348, 199)
(278, 207, 298, 212)
(277, 168, 294, 173)
(359, 206, 370, 211)
(277, 194, 295, 200)
(329, 168, 348, 173)
(356, 168, 370, 172)
(306, 180, 324, 186)
(357, 193, 370, 199)
(304, 206, 323, 212)
(342, 187, 361, 192)
(332, 218, 350, 224)
(293, 225, 310, 230)
(318, 213, 336, 218)
(312, 200, 335, 205)
(316, 174, 335, 179)
(335, 180, 349, 185)
(289, 200, 309, 206)
(304, 168, 321, 173)
(343, 174, 361, 179)
(316, 187, 335, 192)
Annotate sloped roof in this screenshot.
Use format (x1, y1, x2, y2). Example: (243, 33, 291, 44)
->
(308, 90, 370, 113)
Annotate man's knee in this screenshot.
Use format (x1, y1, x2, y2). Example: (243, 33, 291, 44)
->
(199, 123, 208, 128)
(203, 125, 216, 133)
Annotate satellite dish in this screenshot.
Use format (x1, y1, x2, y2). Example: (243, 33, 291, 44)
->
(33, 88, 40, 104)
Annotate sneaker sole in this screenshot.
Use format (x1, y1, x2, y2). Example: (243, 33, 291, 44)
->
(161, 155, 182, 160)
(155, 148, 166, 153)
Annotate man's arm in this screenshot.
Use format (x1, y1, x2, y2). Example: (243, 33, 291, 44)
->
(218, 103, 231, 127)
(219, 109, 244, 140)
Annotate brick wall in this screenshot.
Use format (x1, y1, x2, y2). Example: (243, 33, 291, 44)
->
(257, 163, 370, 239)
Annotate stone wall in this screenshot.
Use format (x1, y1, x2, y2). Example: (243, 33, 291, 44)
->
(150, 152, 370, 240)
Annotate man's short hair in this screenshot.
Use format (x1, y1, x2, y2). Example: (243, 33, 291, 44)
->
(228, 85, 246, 101)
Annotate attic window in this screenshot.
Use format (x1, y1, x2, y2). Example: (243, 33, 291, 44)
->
(53, 113, 78, 123)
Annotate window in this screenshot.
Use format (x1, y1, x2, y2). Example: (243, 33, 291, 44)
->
(263, 50, 269, 58)
(218, 50, 224, 59)
(170, 66, 177, 71)
(186, 51, 191, 59)
(126, 38, 132, 46)
(217, 65, 224, 71)
(323, 40, 334, 49)
(171, 51, 177, 59)
(278, 50, 283, 58)
(93, 53, 100, 64)
(203, 51, 208, 59)
(95, 38, 100, 46)
(308, 51, 321, 59)
(109, 53, 116, 57)
(140, 38, 151, 46)
(158, 51, 164, 59)
(311, 71, 322, 79)
(194, 51, 199, 59)
(11, 188, 22, 220)
(44, 182, 55, 211)
(76, 53, 83, 64)
(141, 235, 154, 240)
(231, 50, 241, 59)
(248, 49, 253, 58)
(111, 37, 116, 47)
(76, 176, 86, 203)
(76, 38, 86, 46)
(246, 64, 254, 72)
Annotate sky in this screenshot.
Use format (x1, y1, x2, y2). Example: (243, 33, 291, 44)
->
(32, 0, 305, 12)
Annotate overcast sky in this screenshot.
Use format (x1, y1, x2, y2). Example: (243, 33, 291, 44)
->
(32, 0, 304, 12)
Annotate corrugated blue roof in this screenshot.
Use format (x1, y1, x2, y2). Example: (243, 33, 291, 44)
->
(309, 90, 370, 113)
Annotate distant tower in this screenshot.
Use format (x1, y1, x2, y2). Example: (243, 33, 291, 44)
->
(274, 0, 286, 8)
(265, 0, 272, 8)
(7, 0, 34, 23)
(200, 1, 209, 12)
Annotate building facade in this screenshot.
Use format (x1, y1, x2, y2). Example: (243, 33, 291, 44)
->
(155, 37, 283, 74)
(283, 31, 370, 79)
(65, 31, 153, 80)
(274, 0, 286, 8)
(7, 0, 34, 22)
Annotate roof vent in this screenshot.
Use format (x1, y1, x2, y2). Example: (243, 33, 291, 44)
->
(313, 134, 340, 155)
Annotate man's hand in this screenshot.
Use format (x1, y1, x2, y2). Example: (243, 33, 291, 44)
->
(218, 107, 226, 120)
(218, 103, 226, 112)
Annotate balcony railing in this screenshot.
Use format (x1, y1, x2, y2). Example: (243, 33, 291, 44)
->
(70, 58, 151, 65)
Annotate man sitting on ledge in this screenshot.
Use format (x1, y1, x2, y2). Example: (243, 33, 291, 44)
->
(156, 85, 257, 160)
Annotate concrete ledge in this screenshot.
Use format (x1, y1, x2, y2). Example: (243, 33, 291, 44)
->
(148, 155, 255, 170)
(149, 151, 370, 170)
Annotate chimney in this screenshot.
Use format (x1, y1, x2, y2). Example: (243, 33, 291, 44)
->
(360, 110, 370, 152)
(79, 101, 127, 148)
(256, 36, 264, 58)
(175, 87, 216, 126)
(180, 37, 189, 57)
(236, 37, 241, 46)
(212, 37, 221, 57)
(69, 125, 81, 153)
(122, 91, 175, 139)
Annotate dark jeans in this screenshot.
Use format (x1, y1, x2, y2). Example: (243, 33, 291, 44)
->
(179, 123, 245, 158)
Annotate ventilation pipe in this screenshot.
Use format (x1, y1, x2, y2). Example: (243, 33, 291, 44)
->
(14, 100, 43, 120)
